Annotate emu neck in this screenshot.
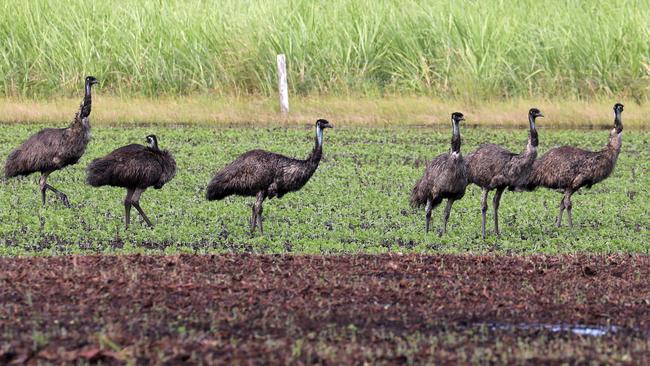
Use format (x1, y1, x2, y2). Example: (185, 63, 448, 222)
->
(82, 83, 92, 117)
(309, 126, 324, 164)
(527, 115, 539, 151)
(606, 129, 622, 156)
(607, 110, 623, 155)
(614, 111, 623, 133)
(316, 125, 323, 146)
(451, 121, 461, 154)
(72, 82, 93, 130)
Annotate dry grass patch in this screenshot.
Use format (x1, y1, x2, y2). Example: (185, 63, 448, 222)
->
(0, 96, 646, 128)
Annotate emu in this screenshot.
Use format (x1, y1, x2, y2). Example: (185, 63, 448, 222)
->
(206, 119, 333, 234)
(411, 112, 467, 236)
(86, 135, 176, 229)
(4, 76, 99, 207)
(465, 108, 543, 238)
(524, 103, 624, 227)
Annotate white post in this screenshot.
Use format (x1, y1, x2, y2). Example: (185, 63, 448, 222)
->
(277, 54, 289, 115)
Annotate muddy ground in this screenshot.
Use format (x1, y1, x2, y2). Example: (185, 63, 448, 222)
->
(0, 254, 648, 364)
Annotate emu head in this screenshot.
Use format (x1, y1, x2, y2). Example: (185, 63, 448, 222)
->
(84, 76, 98, 96)
(316, 119, 333, 129)
(86, 76, 99, 86)
(451, 112, 464, 133)
(528, 108, 543, 119)
(613, 103, 624, 134)
(146, 135, 159, 150)
(315, 119, 333, 146)
(451, 112, 465, 139)
(528, 108, 543, 128)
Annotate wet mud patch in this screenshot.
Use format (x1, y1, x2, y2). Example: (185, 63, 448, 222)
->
(0, 254, 648, 364)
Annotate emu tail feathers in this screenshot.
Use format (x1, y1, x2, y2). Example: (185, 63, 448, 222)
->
(4, 149, 28, 178)
(206, 172, 233, 201)
(85, 158, 113, 187)
(410, 178, 429, 208)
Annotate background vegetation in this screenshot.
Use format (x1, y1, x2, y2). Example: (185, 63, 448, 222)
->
(1, 0, 649, 100)
(1, 124, 647, 255)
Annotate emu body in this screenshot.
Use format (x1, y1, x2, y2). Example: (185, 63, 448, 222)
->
(4, 76, 98, 207)
(465, 108, 542, 237)
(86, 135, 176, 229)
(206, 119, 333, 234)
(411, 113, 467, 236)
(524, 103, 623, 227)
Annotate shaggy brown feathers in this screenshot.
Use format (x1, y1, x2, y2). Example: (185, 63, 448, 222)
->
(86, 143, 176, 189)
(465, 108, 543, 237)
(4, 76, 98, 207)
(86, 135, 176, 229)
(411, 112, 467, 235)
(206, 119, 333, 234)
(524, 103, 624, 227)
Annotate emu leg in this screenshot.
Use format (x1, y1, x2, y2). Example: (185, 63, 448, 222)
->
(124, 188, 135, 229)
(563, 190, 574, 228)
(39, 173, 48, 205)
(441, 199, 455, 236)
(250, 203, 257, 233)
(425, 199, 433, 233)
(39, 172, 70, 208)
(253, 191, 266, 235)
(480, 188, 489, 239)
(493, 187, 505, 236)
(131, 188, 153, 228)
(556, 193, 566, 227)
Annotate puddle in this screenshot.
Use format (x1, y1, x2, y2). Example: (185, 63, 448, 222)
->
(485, 323, 622, 337)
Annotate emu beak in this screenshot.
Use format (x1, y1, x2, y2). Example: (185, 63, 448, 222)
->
(325, 123, 333, 129)
(538, 113, 544, 118)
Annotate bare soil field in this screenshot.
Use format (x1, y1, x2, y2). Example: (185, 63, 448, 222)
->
(1, 254, 648, 364)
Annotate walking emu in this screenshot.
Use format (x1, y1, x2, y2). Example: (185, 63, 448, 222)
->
(4, 76, 99, 207)
(524, 103, 624, 227)
(411, 112, 467, 236)
(206, 119, 333, 234)
(465, 108, 543, 238)
(86, 135, 176, 229)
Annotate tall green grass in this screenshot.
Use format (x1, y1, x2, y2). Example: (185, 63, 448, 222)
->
(1, 0, 649, 99)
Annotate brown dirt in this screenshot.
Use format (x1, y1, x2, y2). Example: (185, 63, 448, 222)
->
(0, 254, 648, 364)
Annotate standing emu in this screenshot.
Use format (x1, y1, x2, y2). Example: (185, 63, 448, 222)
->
(524, 103, 624, 227)
(465, 108, 543, 238)
(86, 135, 176, 229)
(411, 112, 467, 236)
(206, 119, 333, 234)
(4, 76, 99, 207)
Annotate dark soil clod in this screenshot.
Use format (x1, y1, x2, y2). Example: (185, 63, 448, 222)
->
(0, 254, 647, 363)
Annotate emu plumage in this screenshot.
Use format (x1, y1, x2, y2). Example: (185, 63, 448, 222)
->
(411, 112, 467, 236)
(523, 103, 624, 227)
(206, 119, 333, 234)
(86, 135, 176, 229)
(4, 76, 99, 207)
(465, 108, 543, 238)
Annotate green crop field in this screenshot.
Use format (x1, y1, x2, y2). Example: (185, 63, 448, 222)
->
(2, 0, 649, 100)
(2, 1, 649, 363)
(1, 124, 647, 255)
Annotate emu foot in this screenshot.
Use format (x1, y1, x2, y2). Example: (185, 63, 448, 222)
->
(58, 193, 71, 208)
